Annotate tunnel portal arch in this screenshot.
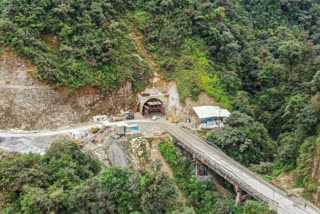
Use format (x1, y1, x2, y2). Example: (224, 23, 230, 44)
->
(142, 98, 165, 116)
(138, 88, 167, 115)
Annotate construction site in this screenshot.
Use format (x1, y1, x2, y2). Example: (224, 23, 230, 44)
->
(1, 27, 319, 213)
(55, 113, 168, 170)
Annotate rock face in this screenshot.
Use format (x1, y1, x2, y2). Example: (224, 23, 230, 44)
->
(148, 80, 217, 119)
(0, 49, 136, 130)
(0, 48, 218, 130)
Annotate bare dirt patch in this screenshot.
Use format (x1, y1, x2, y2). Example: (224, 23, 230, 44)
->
(272, 170, 297, 190)
(0, 48, 136, 130)
(272, 170, 305, 197)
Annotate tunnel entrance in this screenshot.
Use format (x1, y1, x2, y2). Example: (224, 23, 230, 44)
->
(142, 98, 165, 116)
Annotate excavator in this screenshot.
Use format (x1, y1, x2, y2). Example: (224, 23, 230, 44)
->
(171, 118, 178, 123)
(91, 126, 99, 133)
(74, 126, 99, 147)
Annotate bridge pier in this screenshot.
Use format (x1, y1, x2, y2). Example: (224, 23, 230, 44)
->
(235, 185, 247, 205)
(194, 159, 209, 177)
(235, 191, 242, 205)
(235, 185, 241, 205)
(241, 194, 250, 202)
(195, 159, 199, 177)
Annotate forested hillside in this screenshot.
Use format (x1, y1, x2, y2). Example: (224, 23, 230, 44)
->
(0, 139, 275, 213)
(0, 0, 320, 207)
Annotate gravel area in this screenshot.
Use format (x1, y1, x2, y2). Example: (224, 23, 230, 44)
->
(0, 136, 57, 155)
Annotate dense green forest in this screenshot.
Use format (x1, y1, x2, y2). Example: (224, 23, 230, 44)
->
(0, 139, 274, 213)
(0, 0, 320, 208)
(0, 139, 179, 213)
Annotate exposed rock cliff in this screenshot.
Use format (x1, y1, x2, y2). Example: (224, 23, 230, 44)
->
(0, 48, 136, 130)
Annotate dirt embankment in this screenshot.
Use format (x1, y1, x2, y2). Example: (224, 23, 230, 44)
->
(0, 48, 136, 130)
(0, 30, 218, 130)
(310, 139, 320, 205)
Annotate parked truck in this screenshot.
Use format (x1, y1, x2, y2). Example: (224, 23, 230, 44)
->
(112, 116, 125, 121)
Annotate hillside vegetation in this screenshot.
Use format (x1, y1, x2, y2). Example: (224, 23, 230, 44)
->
(0, 139, 275, 214)
(0, 0, 320, 206)
(0, 0, 152, 93)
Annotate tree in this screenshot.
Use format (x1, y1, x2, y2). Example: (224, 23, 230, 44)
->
(241, 200, 276, 214)
(171, 207, 196, 214)
(311, 70, 320, 93)
(20, 187, 54, 214)
(67, 178, 109, 214)
(277, 132, 300, 168)
(187, 177, 221, 214)
(207, 112, 275, 165)
(278, 40, 303, 78)
(98, 166, 138, 213)
(133, 162, 178, 214)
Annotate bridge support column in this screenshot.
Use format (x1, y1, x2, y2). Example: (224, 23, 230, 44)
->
(195, 160, 199, 177)
(240, 194, 250, 202)
(235, 185, 242, 205)
(194, 159, 210, 178)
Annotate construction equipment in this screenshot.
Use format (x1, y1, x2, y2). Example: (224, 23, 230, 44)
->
(112, 116, 125, 121)
(91, 126, 99, 133)
(171, 118, 178, 123)
(95, 130, 107, 144)
(126, 114, 135, 120)
(78, 126, 108, 148)
(76, 140, 82, 145)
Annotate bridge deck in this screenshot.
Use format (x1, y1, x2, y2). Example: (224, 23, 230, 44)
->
(159, 121, 320, 214)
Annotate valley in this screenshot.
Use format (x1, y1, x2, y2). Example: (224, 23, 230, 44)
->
(0, 0, 320, 213)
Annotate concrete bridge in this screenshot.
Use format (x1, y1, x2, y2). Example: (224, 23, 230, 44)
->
(158, 121, 320, 214)
(1, 120, 320, 214)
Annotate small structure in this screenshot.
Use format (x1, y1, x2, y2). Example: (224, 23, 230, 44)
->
(128, 124, 139, 131)
(120, 109, 130, 116)
(138, 88, 167, 116)
(93, 115, 108, 123)
(115, 122, 128, 136)
(193, 106, 231, 129)
(143, 100, 165, 116)
(69, 130, 87, 140)
(102, 121, 112, 127)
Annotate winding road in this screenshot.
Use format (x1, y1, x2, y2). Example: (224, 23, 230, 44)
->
(0, 119, 319, 214)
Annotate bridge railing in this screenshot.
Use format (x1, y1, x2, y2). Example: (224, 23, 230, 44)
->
(178, 126, 320, 213)
(166, 127, 293, 213)
(179, 126, 286, 193)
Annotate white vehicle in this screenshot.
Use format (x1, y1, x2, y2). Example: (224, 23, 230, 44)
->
(151, 115, 158, 121)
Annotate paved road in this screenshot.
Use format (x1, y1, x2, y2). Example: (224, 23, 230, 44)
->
(0, 119, 319, 214)
(155, 121, 320, 214)
(0, 85, 45, 89)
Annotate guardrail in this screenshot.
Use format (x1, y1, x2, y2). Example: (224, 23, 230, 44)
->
(180, 127, 287, 192)
(164, 126, 314, 214)
(177, 126, 320, 213)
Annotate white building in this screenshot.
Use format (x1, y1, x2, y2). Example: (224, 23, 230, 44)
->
(93, 115, 108, 123)
(115, 122, 128, 136)
(193, 106, 231, 129)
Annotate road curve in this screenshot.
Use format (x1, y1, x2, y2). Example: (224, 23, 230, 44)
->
(0, 119, 319, 214)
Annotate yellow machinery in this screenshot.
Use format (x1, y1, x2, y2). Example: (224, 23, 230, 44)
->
(76, 140, 82, 145)
(91, 126, 99, 133)
(171, 118, 178, 123)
